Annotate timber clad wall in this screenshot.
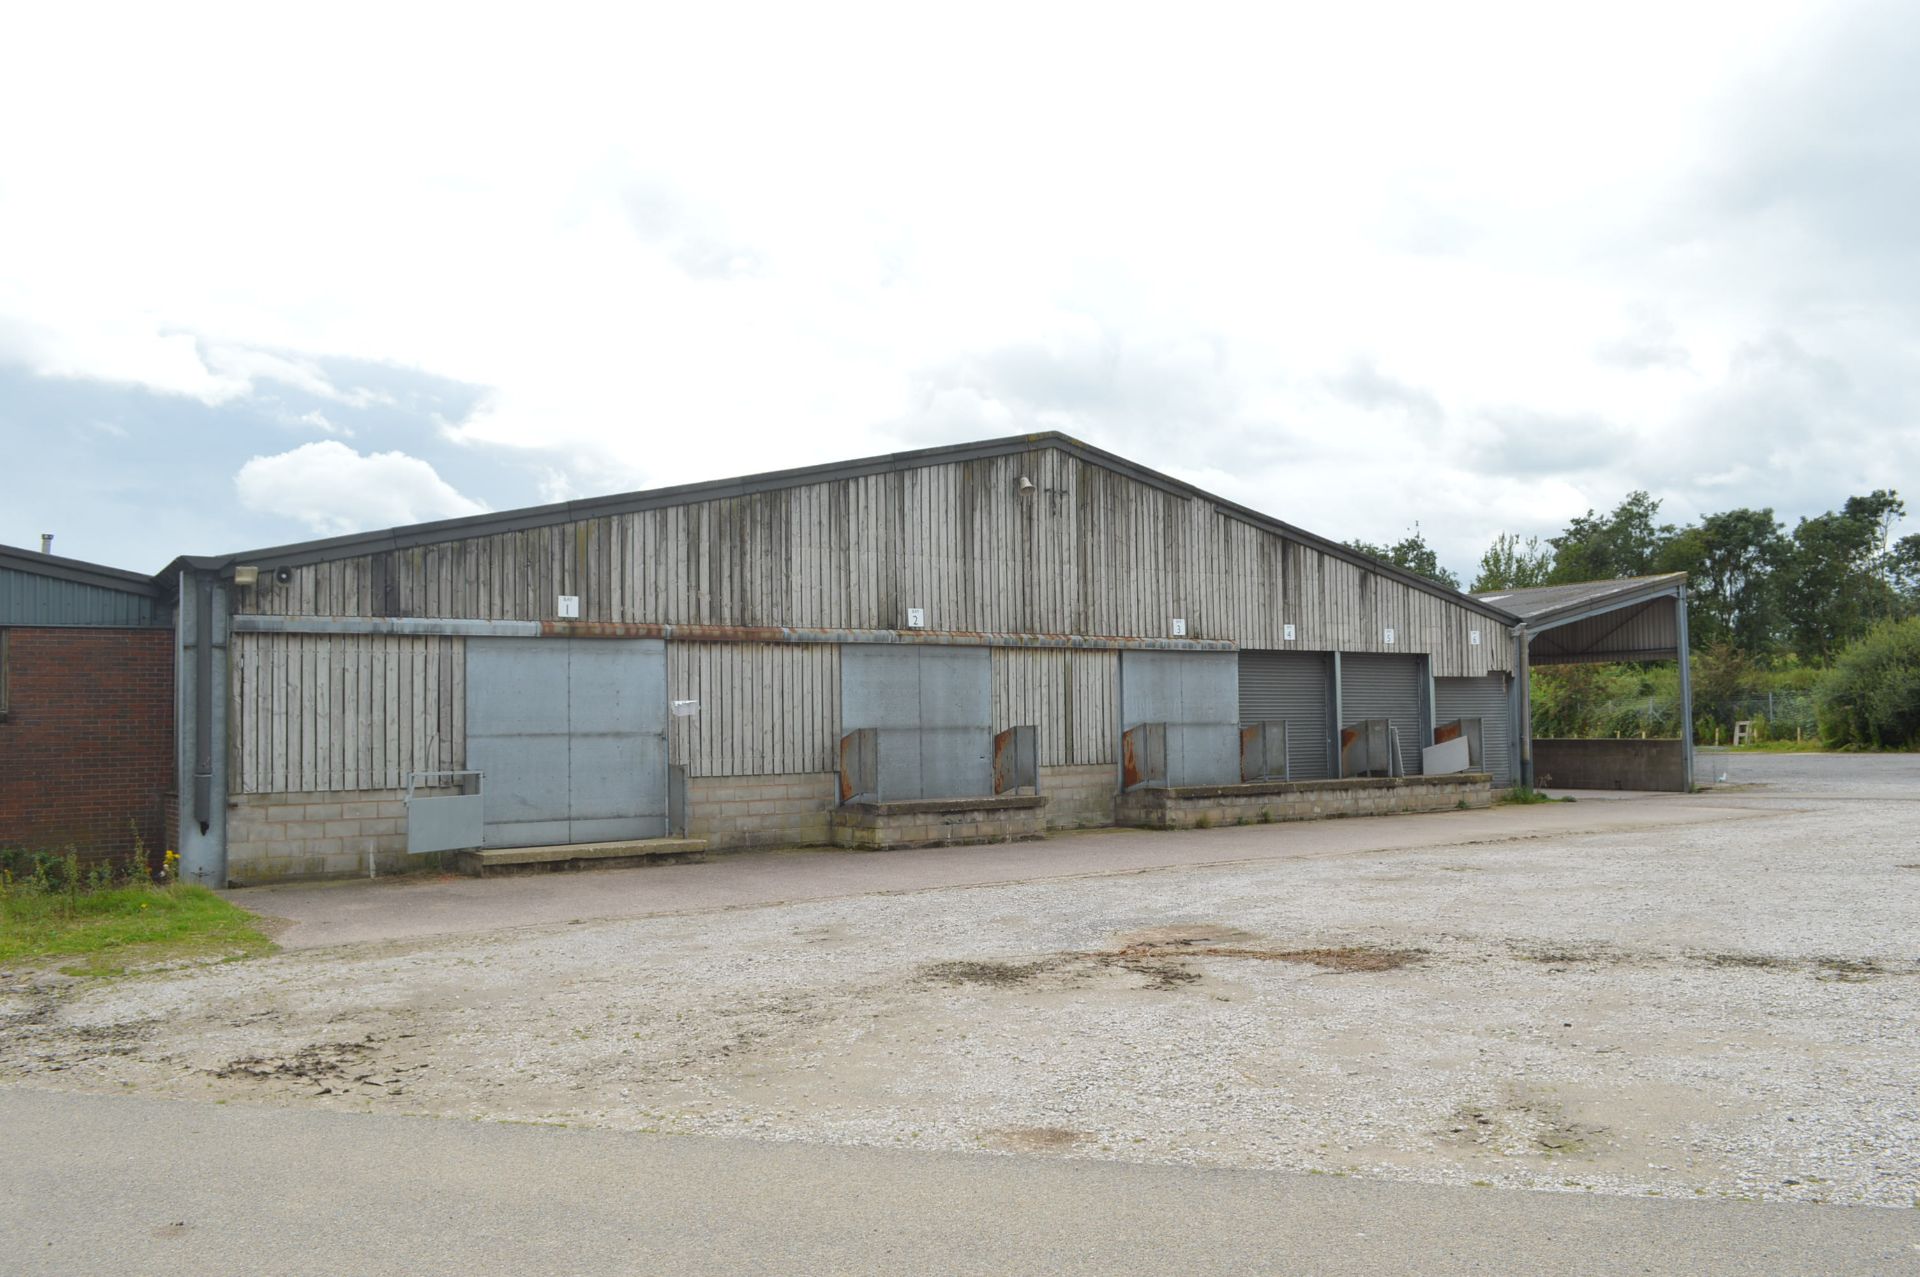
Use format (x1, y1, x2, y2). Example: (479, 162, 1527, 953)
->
(229, 634, 464, 794)
(233, 447, 1509, 677)
(205, 441, 1522, 875)
(990, 648, 1118, 767)
(0, 628, 174, 860)
(667, 642, 838, 777)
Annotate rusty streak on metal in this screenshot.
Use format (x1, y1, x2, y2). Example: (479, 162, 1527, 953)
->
(538, 621, 1235, 651)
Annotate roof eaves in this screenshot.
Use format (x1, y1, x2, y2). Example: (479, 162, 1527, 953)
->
(0, 543, 165, 596)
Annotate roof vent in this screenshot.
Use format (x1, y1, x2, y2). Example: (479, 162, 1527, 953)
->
(40, 533, 53, 554)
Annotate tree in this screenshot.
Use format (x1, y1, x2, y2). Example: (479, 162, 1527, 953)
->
(1891, 532, 1920, 616)
(1345, 524, 1461, 591)
(1547, 491, 1675, 584)
(1654, 508, 1786, 656)
(1779, 491, 1905, 662)
(1470, 532, 1553, 593)
(1815, 618, 1920, 748)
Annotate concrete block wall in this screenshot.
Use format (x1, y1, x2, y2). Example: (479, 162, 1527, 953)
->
(684, 772, 838, 850)
(1038, 764, 1117, 828)
(830, 796, 1048, 850)
(1533, 739, 1688, 792)
(227, 788, 419, 882)
(1116, 774, 1492, 830)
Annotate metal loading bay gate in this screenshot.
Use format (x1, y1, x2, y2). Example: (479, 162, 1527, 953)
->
(840, 645, 993, 801)
(466, 638, 670, 846)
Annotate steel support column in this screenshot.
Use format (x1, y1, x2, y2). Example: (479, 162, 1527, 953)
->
(1675, 588, 1694, 790)
(175, 570, 230, 887)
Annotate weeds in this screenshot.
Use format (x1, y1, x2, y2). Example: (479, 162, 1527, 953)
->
(1497, 786, 1572, 806)
(1, 833, 269, 973)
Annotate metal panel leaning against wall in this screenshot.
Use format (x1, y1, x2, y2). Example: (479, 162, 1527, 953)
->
(229, 633, 464, 794)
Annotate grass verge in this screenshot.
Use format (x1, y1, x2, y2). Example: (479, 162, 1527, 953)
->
(1, 884, 275, 976)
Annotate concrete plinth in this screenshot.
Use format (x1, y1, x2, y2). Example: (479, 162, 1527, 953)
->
(830, 795, 1048, 850)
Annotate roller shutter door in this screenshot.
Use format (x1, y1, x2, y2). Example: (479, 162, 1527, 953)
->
(1339, 653, 1427, 776)
(1435, 674, 1514, 787)
(1237, 651, 1331, 780)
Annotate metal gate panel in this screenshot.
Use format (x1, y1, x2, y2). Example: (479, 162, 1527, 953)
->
(841, 645, 991, 800)
(1340, 653, 1426, 777)
(568, 640, 669, 841)
(467, 639, 572, 846)
(1238, 651, 1332, 780)
(1120, 650, 1239, 786)
(839, 645, 924, 799)
(466, 638, 668, 847)
(916, 645, 993, 800)
(1435, 674, 1514, 787)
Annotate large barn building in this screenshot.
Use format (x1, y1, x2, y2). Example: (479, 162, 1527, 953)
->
(0, 435, 1709, 886)
(138, 433, 1556, 885)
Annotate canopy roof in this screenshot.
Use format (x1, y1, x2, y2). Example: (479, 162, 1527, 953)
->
(1472, 573, 1688, 665)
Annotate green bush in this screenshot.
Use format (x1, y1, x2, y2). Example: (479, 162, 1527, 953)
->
(1815, 619, 1920, 749)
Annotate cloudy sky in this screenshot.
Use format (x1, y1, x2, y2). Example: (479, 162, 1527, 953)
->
(3, 1, 1916, 580)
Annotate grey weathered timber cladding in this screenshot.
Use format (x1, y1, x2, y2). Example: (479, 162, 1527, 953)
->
(990, 647, 1117, 768)
(1237, 651, 1333, 780)
(233, 446, 1510, 678)
(1339, 653, 1427, 777)
(667, 641, 839, 777)
(1435, 674, 1514, 787)
(229, 633, 463, 794)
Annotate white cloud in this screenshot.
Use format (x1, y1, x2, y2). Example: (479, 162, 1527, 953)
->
(4, 0, 1914, 580)
(234, 441, 487, 537)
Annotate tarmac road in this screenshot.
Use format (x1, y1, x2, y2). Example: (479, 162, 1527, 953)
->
(3, 1088, 1915, 1276)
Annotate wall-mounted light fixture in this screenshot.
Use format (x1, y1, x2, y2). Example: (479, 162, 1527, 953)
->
(231, 565, 259, 588)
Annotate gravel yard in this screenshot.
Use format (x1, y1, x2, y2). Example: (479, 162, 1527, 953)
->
(4, 753, 1916, 1207)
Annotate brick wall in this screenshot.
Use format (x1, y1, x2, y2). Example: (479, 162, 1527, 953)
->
(0, 626, 174, 864)
(227, 788, 417, 881)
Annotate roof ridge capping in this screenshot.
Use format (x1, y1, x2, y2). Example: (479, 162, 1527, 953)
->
(155, 430, 1518, 621)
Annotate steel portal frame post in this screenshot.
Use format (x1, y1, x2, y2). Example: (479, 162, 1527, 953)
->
(1329, 652, 1343, 778)
(1514, 626, 1533, 790)
(176, 570, 230, 886)
(1675, 588, 1695, 790)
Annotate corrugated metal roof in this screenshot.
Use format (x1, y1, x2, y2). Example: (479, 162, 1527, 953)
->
(1472, 573, 1685, 627)
(1472, 573, 1687, 665)
(0, 544, 166, 628)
